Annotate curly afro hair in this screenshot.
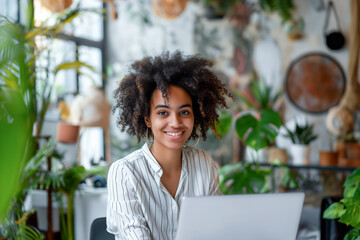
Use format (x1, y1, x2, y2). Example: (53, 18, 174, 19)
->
(112, 51, 234, 143)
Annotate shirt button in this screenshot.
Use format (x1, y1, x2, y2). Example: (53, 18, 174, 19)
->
(172, 206, 176, 211)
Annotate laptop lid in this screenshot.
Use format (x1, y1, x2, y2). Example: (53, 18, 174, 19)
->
(176, 192, 304, 240)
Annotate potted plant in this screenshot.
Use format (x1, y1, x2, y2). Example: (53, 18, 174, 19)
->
(217, 109, 299, 194)
(319, 131, 339, 167)
(335, 133, 360, 168)
(215, 75, 299, 194)
(283, 121, 318, 165)
(231, 75, 285, 162)
(323, 167, 360, 239)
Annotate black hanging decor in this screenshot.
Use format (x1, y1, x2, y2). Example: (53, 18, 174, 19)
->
(323, 0, 345, 50)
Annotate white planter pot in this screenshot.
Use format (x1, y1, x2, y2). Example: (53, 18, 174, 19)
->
(245, 147, 266, 163)
(289, 144, 310, 165)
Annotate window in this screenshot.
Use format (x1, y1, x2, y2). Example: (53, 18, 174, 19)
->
(1, 0, 108, 167)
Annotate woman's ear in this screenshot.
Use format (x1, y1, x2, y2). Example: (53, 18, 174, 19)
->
(144, 117, 150, 127)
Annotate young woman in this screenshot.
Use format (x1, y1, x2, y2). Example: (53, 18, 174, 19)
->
(107, 51, 233, 240)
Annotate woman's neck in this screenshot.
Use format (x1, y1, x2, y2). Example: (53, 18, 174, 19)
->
(150, 144, 182, 174)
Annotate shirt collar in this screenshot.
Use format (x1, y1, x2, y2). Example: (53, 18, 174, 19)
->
(141, 143, 189, 176)
(141, 143, 162, 175)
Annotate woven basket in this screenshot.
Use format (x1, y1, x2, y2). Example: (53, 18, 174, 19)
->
(40, 0, 73, 13)
(152, 0, 188, 20)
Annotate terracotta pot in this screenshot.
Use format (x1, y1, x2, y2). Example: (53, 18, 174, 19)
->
(319, 151, 338, 166)
(346, 143, 360, 160)
(338, 157, 360, 168)
(56, 121, 79, 144)
(335, 142, 347, 158)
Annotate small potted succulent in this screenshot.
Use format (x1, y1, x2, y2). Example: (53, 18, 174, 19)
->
(283, 121, 318, 165)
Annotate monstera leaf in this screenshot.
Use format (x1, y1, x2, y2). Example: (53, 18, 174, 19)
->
(235, 108, 282, 151)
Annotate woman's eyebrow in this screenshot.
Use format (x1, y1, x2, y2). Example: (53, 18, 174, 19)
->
(178, 104, 192, 109)
(154, 104, 192, 110)
(155, 104, 169, 109)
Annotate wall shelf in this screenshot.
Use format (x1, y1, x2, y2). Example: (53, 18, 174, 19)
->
(258, 163, 356, 172)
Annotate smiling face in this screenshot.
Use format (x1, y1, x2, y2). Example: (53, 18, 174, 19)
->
(145, 85, 194, 152)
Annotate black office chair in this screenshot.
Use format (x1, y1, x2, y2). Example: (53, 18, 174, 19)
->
(320, 196, 352, 240)
(90, 217, 115, 240)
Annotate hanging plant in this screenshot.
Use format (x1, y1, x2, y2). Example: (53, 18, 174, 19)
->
(259, 0, 295, 23)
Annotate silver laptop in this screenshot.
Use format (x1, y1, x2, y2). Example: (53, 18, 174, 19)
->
(175, 192, 304, 240)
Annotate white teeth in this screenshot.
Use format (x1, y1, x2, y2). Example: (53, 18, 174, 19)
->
(166, 132, 182, 136)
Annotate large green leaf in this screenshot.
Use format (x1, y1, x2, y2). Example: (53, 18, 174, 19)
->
(235, 109, 282, 151)
(344, 168, 360, 198)
(218, 162, 271, 194)
(0, 90, 31, 221)
(215, 111, 232, 138)
(323, 202, 346, 219)
(344, 229, 360, 240)
(339, 198, 360, 229)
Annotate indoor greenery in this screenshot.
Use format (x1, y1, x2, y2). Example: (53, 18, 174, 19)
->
(283, 121, 318, 145)
(258, 0, 295, 23)
(217, 109, 287, 194)
(55, 164, 107, 240)
(323, 167, 360, 240)
(197, 0, 296, 24)
(0, 0, 36, 222)
(232, 75, 282, 112)
(231, 76, 283, 151)
(0, 140, 58, 239)
(216, 76, 298, 194)
(0, 1, 99, 238)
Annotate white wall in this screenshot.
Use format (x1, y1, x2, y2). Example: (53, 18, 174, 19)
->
(106, 0, 354, 164)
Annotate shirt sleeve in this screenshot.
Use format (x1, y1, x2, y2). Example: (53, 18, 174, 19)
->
(207, 154, 222, 196)
(107, 161, 152, 240)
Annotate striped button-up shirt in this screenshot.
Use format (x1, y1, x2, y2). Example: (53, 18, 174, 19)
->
(106, 143, 221, 240)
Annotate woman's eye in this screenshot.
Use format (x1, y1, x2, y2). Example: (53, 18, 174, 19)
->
(158, 111, 168, 116)
(180, 111, 190, 116)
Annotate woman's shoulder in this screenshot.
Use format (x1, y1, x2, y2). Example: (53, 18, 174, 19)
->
(184, 147, 214, 165)
(184, 147, 211, 157)
(109, 148, 145, 172)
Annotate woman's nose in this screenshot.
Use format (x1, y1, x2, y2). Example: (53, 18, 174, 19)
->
(169, 113, 181, 127)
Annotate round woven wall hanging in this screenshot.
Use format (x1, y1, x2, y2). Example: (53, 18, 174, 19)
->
(152, 0, 188, 20)
(40, 0, 73, 13)
(285, 52, 346, 114)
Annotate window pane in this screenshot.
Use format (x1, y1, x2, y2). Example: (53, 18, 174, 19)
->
(35, 38, 77, 120)
(62, 0, 103, 41)
(0, 0, 18, 20)
(78, 45, 102, 92)
(79, 127, 105, 169)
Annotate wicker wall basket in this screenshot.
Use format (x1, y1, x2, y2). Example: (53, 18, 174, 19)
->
(152, 0, 188, 20)
(40, 0, 73, 13)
